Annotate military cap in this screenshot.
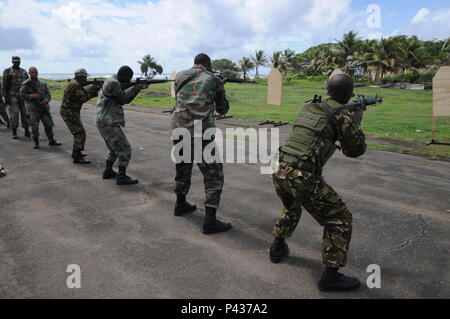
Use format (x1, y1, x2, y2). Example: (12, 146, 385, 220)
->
(74, 68, 89, 77)
(12, 56, 21, 62)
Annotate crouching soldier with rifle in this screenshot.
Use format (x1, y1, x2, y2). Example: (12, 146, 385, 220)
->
(269, 74, 368, 292)
(20, 67, 61, 149)
(61, 69, 101, 164)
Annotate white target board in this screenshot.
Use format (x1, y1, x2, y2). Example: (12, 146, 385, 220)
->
(170, 71, 177, 98)
(433, 66, 450, 117)
(267, 68, 282, 106)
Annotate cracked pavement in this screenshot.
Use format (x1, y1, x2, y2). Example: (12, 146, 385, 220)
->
(0, 101, 449, 299)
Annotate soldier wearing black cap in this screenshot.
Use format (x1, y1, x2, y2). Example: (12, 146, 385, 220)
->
(2, 56, 30, 139)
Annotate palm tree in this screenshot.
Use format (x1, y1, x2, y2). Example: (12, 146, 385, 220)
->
(238, 57, 255, 80)
(298, 48, 325, 75)
(252, 50, 268, 79)
(434, 38, 450, 67)
(271, 51, 283, 70)
(137, 55, 163, 78)
(352, 38, 404, 81)
(281, 49, 297, 72)
(335, 31, 361, 62)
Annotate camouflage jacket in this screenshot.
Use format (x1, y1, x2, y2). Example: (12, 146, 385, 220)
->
(280, 99, 366, 175)
(20, 79, 51, 111)
(2, 67, 29, 98)
(96, 75, 140, 126)
(330, 106, 367, 157)
(61, 79, 98, 113)
(171, 65, 229, 131)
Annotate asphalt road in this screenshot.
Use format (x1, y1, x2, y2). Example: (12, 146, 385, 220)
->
(0, 101, 449, 299)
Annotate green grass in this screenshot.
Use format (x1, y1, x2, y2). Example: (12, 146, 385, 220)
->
(44, 78, 450, 160)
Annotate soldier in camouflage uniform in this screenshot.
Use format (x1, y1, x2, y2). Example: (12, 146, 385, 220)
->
(61, 69, 101, 164)
(171, 53, 231, 235)
(0, 83, 11, 127)
(270, 74, 367, 292)
(20, 67, 62, 149)
(96, 66, 147, 186)
(2, 56, 30, 139)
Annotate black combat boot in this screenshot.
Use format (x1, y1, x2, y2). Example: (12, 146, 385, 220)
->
(0, 165, 6, 178)
(12, 129, 18, 139)
(318, 268, 361, 292)
(116, 166, 139, 185)
(72, 151, 87, 159)
(174, 194, 197, 216)
(72, 147, 88, 161)
(49, 138, 62, 146)
(33, 137, 40, 149)
(24, 127, 31, 138)
(202, 207, 232, 235)
(270, 237, 289, 263)
(103, 160, 118, 179)
(73, 150, 91, 164)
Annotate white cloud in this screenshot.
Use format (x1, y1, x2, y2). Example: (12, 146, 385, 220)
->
(402, 8, 450, 40)
(412, 8, 430, 24)
(0, 0, 359, 73)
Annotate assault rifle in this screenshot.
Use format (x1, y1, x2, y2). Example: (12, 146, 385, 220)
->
(73, 77, 173, 90)
(345, 95, 383, 112)
(306, 94, 383, 112)
(79, 78, 104, 88)
(214, 73, 255, 84)
(120, 78, 173, 90)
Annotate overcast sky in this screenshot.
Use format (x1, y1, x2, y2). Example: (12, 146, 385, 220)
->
(0, 0, 449, 74)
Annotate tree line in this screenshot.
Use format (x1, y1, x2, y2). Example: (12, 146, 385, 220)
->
(138, 32, 450, 84)
(214, 31, 450, 83)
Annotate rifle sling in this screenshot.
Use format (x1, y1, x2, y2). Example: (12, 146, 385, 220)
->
(175, 69, 205, 96)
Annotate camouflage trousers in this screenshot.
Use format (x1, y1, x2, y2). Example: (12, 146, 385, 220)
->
(97, 124, 132, 167)
(173, 138, 224, 209)
(7, 96, 29, 129)
(272, 163, 353, 269)
(0, 102, 10, 125)
(29, 106, 54, 140)
(61, 108, 86, 151)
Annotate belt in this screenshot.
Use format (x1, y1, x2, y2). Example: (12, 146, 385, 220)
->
(279, 152, 321, 176)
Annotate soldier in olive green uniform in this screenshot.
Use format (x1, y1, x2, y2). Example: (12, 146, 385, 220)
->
(270, 74, 367, 292)
(96, 66, 147, 185)
(61, 69, 101, 164)
(171, 53, 231, 235)
(0, 83, 10, 127)
(2, 56, 30, 138)
(20, 67, 61, 149)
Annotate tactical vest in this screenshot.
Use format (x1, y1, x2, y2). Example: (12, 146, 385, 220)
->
(280, 99, 343, 174)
